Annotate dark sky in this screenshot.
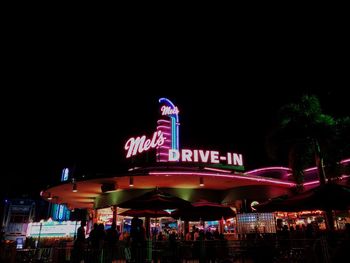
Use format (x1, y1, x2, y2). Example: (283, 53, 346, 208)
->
(2, 85, 349, 200)
(2, 20, 349, 199)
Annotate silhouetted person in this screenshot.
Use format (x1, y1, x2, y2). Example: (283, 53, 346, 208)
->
(130, 217, 145, 262)
(105, 222, 120, 263)
(96, 223, 106, 261)
(72, 220, 86, 263)
(89, 223, 99, 262)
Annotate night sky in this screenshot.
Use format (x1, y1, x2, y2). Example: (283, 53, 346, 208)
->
(2, 84, 349, 200)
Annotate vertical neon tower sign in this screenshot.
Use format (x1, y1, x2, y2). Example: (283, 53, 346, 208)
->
(157, 98, 180, 162)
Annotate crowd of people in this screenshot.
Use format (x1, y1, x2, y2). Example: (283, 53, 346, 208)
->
(71, 220, 121, 263)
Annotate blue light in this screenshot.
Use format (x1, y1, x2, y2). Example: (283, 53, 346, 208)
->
(61, 168, 69, 182)
(58, 205, 64, 220)
(171, 117, 176, 149)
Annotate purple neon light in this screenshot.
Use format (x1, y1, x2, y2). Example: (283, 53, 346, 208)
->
(157, 146, 171, 149)
(157, 153, 170, 157)
(303, 181, 320, 186)
(157, 125, 171, 130)
(303, 158, 350, 173)
(302, 175, 350, 186)
(245, 167, 292, 175)
(158, 150, 170, 154)
(304, 167, 318, 172)
(204, 167, 232, 173)
(148, 171, 296, 187)
(157, 119, 171, 124)
(157, 117, 173, 162)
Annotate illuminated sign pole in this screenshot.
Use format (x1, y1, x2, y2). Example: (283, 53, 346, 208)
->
(158, 98, 180, 161)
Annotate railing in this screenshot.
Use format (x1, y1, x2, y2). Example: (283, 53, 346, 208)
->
(4, 237, 349, 262)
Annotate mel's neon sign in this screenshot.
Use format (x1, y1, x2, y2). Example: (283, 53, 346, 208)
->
(125, 131, 165, 158)
(168, 149, 243, 166)
(124, 97, 244, 168)
(161, 105, 179, 116)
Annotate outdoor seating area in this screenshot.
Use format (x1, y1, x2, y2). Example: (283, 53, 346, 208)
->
(3, 235, 349, 263)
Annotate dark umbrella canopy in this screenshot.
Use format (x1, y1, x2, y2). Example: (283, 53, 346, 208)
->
(119, 209, 171, 218)
(117, 189, 192, 210)
(171, 200, 236, 221)
(254, 184, 350, 212)
(279, 183, 350, 211)
(252, 195, 289, 212)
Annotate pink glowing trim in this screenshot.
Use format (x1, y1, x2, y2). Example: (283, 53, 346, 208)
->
(302, 158, 350, 172)
(304, 167, 318, 172)
(204, 167, 232, 173)
(245, 167, 291, 175)
(160, 132, 172, 136)
(157, 119, 171, 124)
(303, 181, 320, 186)
(157, 153, 169, 157)
(157, 126, 171, 130)
(148, 172, 296, 187)
(159, 149, 171, 152)
(157, 146, 171, 149)
(303, 175, 350, 186)
(340, 158, 350, 164)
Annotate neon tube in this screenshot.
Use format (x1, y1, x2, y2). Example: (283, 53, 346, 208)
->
(149, 171, 296, 187)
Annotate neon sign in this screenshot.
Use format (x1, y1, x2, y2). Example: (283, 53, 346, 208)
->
(125, 131, 165, 158)
(168, 149, 243, 166)
(161, 105, 180, 116)
(159, 98, 180, 151)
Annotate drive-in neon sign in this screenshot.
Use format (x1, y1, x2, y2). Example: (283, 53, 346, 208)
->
(168, 149, 243, 166)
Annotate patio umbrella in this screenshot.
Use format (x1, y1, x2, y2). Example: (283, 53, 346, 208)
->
(278, 183, 350, 211)
(117, 188, 192, 210)
(171, 200, 236, 221)
(118, 189, 190, 239)
(252, 195, 289, 212)
(253, 183, 350, 212)
(119, 209, 171, 218)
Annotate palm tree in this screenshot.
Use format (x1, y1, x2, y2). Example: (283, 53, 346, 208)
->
(266, 94, 350, 230)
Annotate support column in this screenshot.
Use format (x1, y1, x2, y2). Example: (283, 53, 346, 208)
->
(184, 220, 189, 234)
(93, 209, 98, 224)
(219, 217, 224, 234)
(145, 217, 150, 239)
(112, 206, 117, 226)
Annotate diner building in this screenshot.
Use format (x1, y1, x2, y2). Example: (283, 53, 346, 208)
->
(41, 98, 350, 237)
